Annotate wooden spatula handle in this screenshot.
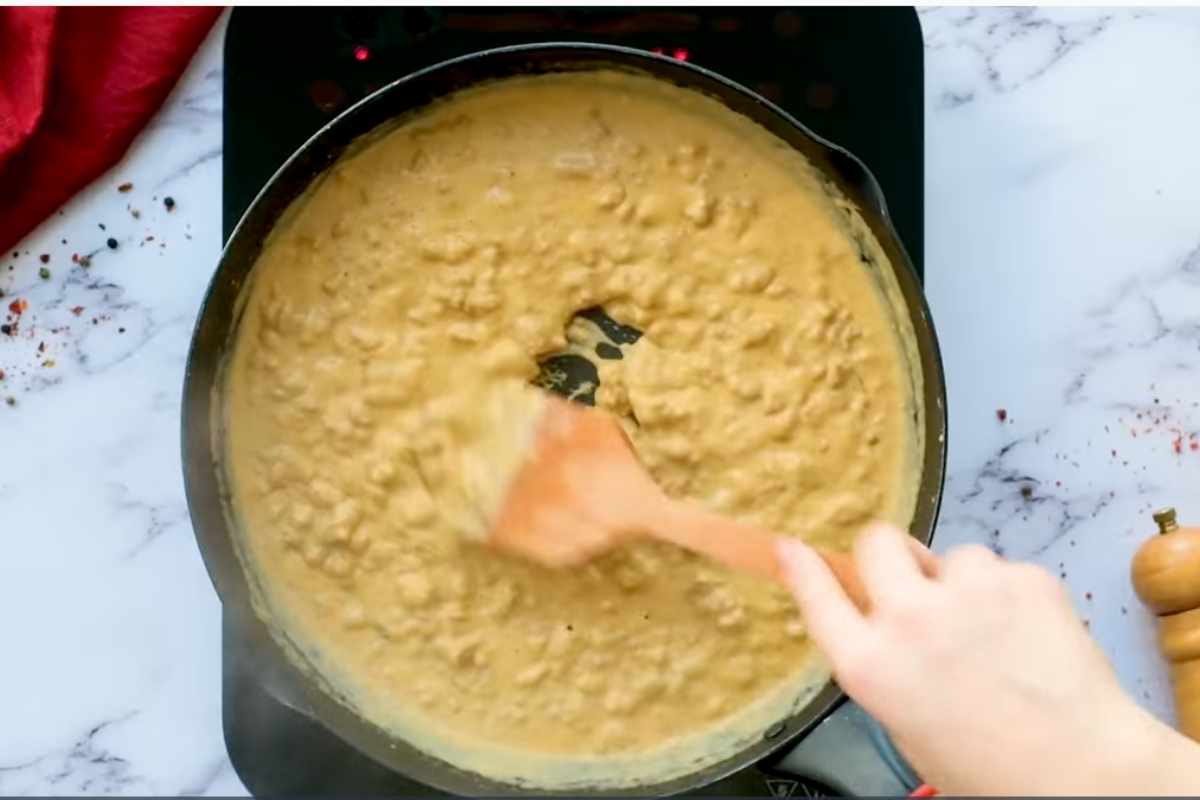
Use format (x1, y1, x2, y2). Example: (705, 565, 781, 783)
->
(813, 548, 870, 611)
(648, 500, 871, 610)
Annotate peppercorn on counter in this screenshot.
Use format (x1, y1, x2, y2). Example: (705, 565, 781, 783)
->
(223, 71, 923, 788)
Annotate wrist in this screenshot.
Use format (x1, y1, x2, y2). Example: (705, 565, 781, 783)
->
(1089, 703, 1199, 796)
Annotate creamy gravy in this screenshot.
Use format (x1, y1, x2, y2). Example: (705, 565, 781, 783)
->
(223, 70, 923, 788)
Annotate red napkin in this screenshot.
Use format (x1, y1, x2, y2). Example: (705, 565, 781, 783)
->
(0, 7, 221, 254)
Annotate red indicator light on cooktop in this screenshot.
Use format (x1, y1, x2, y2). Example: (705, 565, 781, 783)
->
(353, 45, 371, 62)
(672, 47, 690, 61)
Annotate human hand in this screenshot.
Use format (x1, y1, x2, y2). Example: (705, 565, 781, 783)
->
(778, 523, 1200, 796)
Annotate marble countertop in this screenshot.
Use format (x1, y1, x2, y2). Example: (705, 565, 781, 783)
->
(2, 8, 1197, 795)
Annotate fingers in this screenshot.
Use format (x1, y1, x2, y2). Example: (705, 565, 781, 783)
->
(940, 543, 1000, 583)
(777, 538, 870, 657)
(906, 535, 941, 578)
(854, 522, 931, 607)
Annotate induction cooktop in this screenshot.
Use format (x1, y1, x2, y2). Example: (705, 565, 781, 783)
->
(221, 8, 926, 797)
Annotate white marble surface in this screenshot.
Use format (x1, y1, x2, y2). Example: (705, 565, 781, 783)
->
(1, 7, 1197, 795)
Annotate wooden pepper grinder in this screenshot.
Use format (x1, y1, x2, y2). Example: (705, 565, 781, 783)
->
(1131, 507, 1200, 741)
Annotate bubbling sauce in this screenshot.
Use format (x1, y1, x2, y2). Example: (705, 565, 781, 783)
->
(223, 70, 923, 789)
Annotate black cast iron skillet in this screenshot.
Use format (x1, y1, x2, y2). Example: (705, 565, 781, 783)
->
(182, 42, 947, 796)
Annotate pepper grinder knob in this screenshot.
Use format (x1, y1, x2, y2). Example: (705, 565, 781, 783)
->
(1131, 507, 1200, 740)
(1154, 507, 1180, 534)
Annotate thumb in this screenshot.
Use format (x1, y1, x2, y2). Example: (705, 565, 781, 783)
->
(777, 538, 870, 667)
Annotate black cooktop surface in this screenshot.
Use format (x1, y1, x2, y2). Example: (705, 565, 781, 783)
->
(224, 7, 922, 271)
(221, 8, 923, 797)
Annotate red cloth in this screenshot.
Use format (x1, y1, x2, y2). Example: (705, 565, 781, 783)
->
(0, 7, 220, 253)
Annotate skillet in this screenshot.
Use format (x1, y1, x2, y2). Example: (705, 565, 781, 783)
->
(182, 42, 947, 795)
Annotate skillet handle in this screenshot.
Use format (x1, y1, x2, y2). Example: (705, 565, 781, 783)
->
(750, 700, 922, 797)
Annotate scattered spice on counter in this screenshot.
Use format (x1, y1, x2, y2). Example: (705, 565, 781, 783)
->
(164, 196, 176, 211)
(4, 397, 14, 407)
(1019, 485, 1033, 500)
(38, 254, 49, 264)
(118, 182, 133, 193)
(42, 360, 55, 368)
(38, 267, 50, 280)
(78, 255, 91, 268)
(70, 306, 84, 316)
(1173, 435, 1182, 455)
(106, 238, 118, 250)
(0, 368, 5, 380)
(98, 223, 106, 231)
(1084, 591, 1093, 601)
(3, 298, 26, 336)
(118, 327, 126, 334)
(995, 408, 1007, 422)
(1120, 606, 1127, 615)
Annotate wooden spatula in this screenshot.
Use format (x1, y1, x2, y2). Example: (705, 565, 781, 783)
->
(478, 390, 872, 609)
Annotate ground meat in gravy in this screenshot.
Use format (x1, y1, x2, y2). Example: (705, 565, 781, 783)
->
(223, 70, 922, 789)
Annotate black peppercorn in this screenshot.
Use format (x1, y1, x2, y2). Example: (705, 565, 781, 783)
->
(106, 238, 118, 250)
